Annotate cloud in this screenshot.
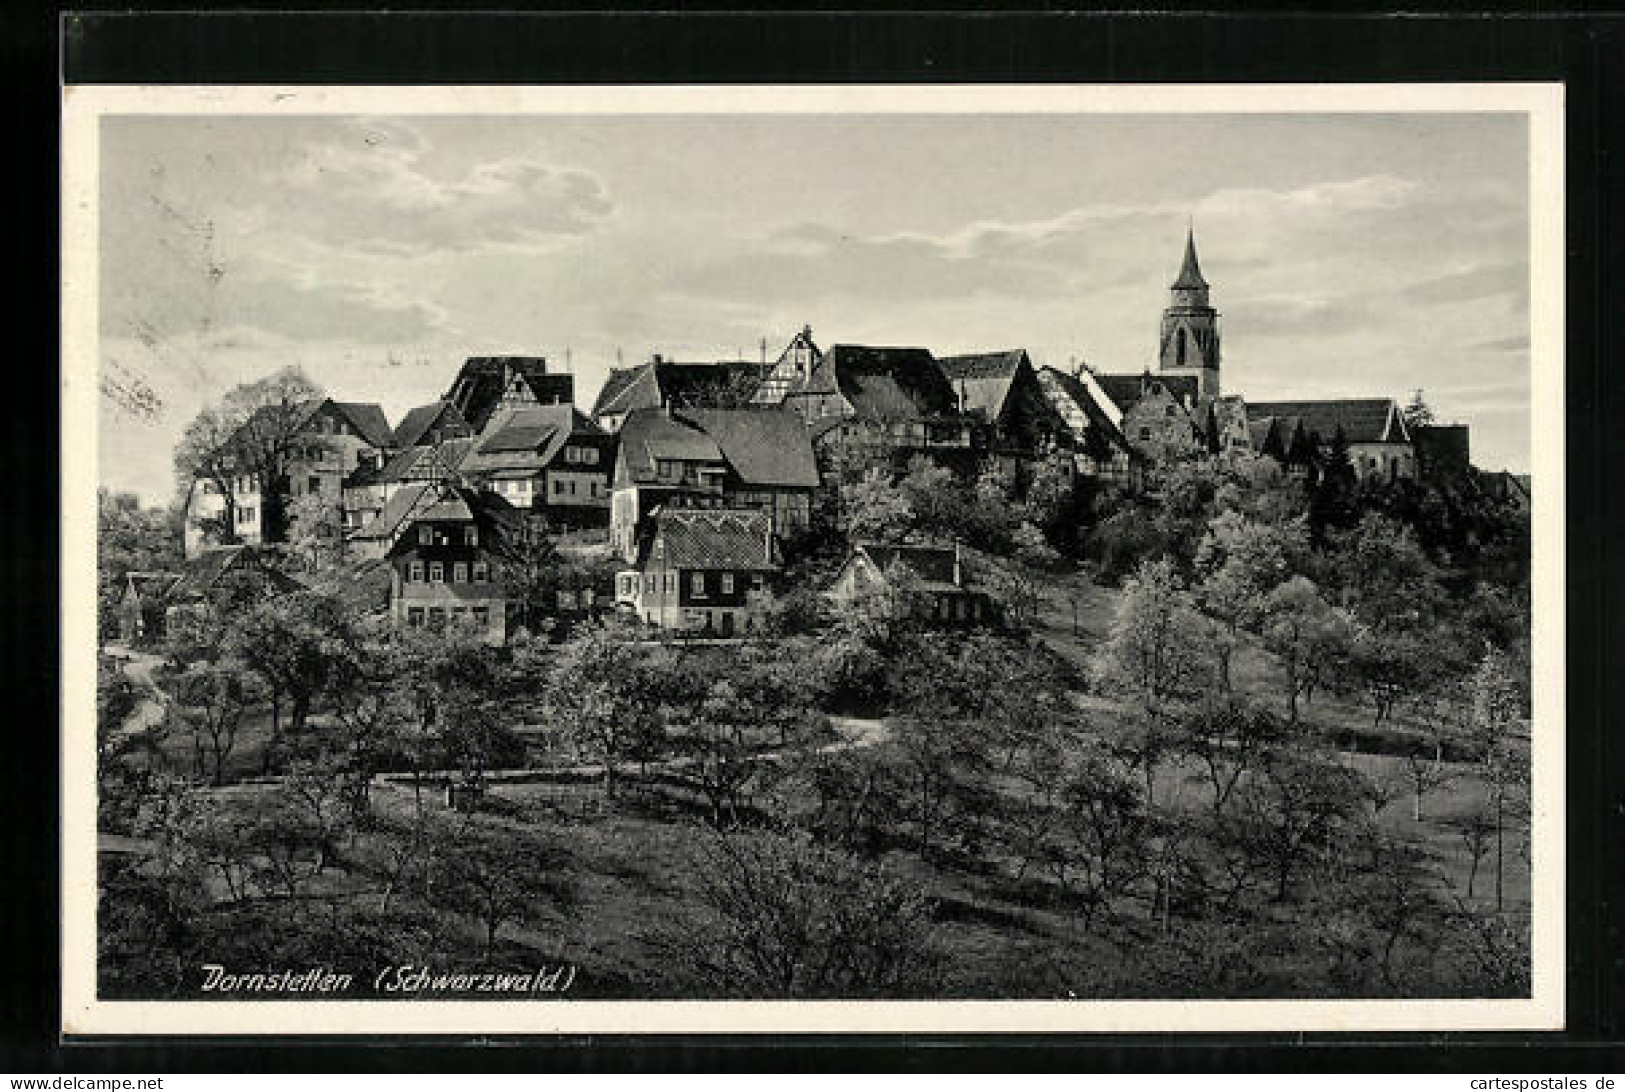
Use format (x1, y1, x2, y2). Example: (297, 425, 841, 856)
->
(1404, 262, 1527, 306)
(277, 121, 614, 253)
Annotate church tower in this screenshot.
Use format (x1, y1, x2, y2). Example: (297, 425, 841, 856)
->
(1158, 226, 1221, 401)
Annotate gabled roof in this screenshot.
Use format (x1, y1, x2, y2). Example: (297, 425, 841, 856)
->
(789, 344, 957, 422)
(1093, 372, 1201, 415)
(328, 401, 394, 448)
(1245, 399, 1407, 445)
(380, 483, 525, 557)
(460, 404, 606, 479)
(675, 408, 820, 489)
(351, 482, 436, 542)
(1034, 367, 1134, 452)
(592, 359, 764, 418)
(938, 350, 1030, 420)
(592, 365, 655, 418)
(391, 400, 471, 449)
(615, 408, 725, 486)
(166, 545, 297, 602)
(123, 571, 182, 602)
(638, 507, 775, 570)
(444, 356, 575, 432)
(363, 438, 473, 487)
(855, 543, 961, 587)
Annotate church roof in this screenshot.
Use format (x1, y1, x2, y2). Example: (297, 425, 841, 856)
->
(1246, 399, 1407, 445)
(1172, 227, 1208, 291)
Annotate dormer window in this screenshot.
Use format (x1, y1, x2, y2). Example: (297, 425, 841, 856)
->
(419, 525, 434, 545)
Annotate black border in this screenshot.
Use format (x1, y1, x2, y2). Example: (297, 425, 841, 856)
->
(11, 6, 1620, 1072)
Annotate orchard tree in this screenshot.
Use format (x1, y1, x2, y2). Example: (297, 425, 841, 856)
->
(165, 660, 265, 786)
(1094, 558, 1206, 717)
(673, 828, 944, 998)
(842, 467, 915, 543)
(1259, 576, 1356, 730)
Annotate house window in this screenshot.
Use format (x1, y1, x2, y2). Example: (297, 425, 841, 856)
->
(751, 574, 764, 590)
(657, 459, 676, 478)
(1138, 427, 1152, 441)
(463, 526, 478, 546)
(569, 480, 577, 496)
(472, 561, 489, 583)
(407, 607, 425, 627)
(665, 572, 676, 592)
(554, 479, 565, 495)
(582, 447, 599, 465)
(419, 526, 434, 545)
(721, 573, 734, 595)
(472, 606, 489, 628)
(409, 561, 424, 582)
(429, 561, 444, 583)
(427, 607, 445, 630)
(1165, 405, 1177, 417)
(646, 573, 657, 591)
(453, 562, 468, 583)
(565, 446, 580, 464)
(308, 475, 322, 493)
(691, 572, 705, 596)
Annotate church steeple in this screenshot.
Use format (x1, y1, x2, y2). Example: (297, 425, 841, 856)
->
(1172, 225, 1208, 292)
(1158, 223, 1221, 400)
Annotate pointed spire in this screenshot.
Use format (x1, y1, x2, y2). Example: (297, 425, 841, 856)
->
(1171, 224, 1209, 291)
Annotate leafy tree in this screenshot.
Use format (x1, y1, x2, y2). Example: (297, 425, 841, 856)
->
(165, 660, 265, 786)
(173, 367, 327, 547)
(1235, 746, 1366, 902)
(1193, 511, 1303, 692)
(230, 587, 356, 742)
(98, 490, 183, 641)
(545, 616, 674, 798)
(1093, 557, 1206, 716)
(842, 467, 915, 543)
(491, 512, 562, 636)
(1259, 576, 1356, 729)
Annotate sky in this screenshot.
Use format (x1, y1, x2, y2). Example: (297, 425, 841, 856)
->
(96, 111, 1531, 504)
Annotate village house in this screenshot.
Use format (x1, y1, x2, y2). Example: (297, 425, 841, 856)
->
(1091, 371, 1206, 465)
(390, 399, 475, 450)
(117, 545, 299, 645)
(385, 483, 523, 644)
(769, 344, 976, 473)
(1033, 366, 1142, 488)
(342, 439, 474, 536)
(1204, 395, 1254, 456)
(608, 406, 820, 562)
(457, 403, 616, 528)
(825, 542, 993, 628)
(937, 349, 1073, 481)
(615, 507, 776, 635)
(590, 355, 767, 432)
(749, 326, 823, 407)
(184, 398, 394, 558)
(444, 356, 575, 434)
(1246, 398, 1416, 482)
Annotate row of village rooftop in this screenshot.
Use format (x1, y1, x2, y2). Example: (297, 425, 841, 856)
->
(153, 327, 1519, 646)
